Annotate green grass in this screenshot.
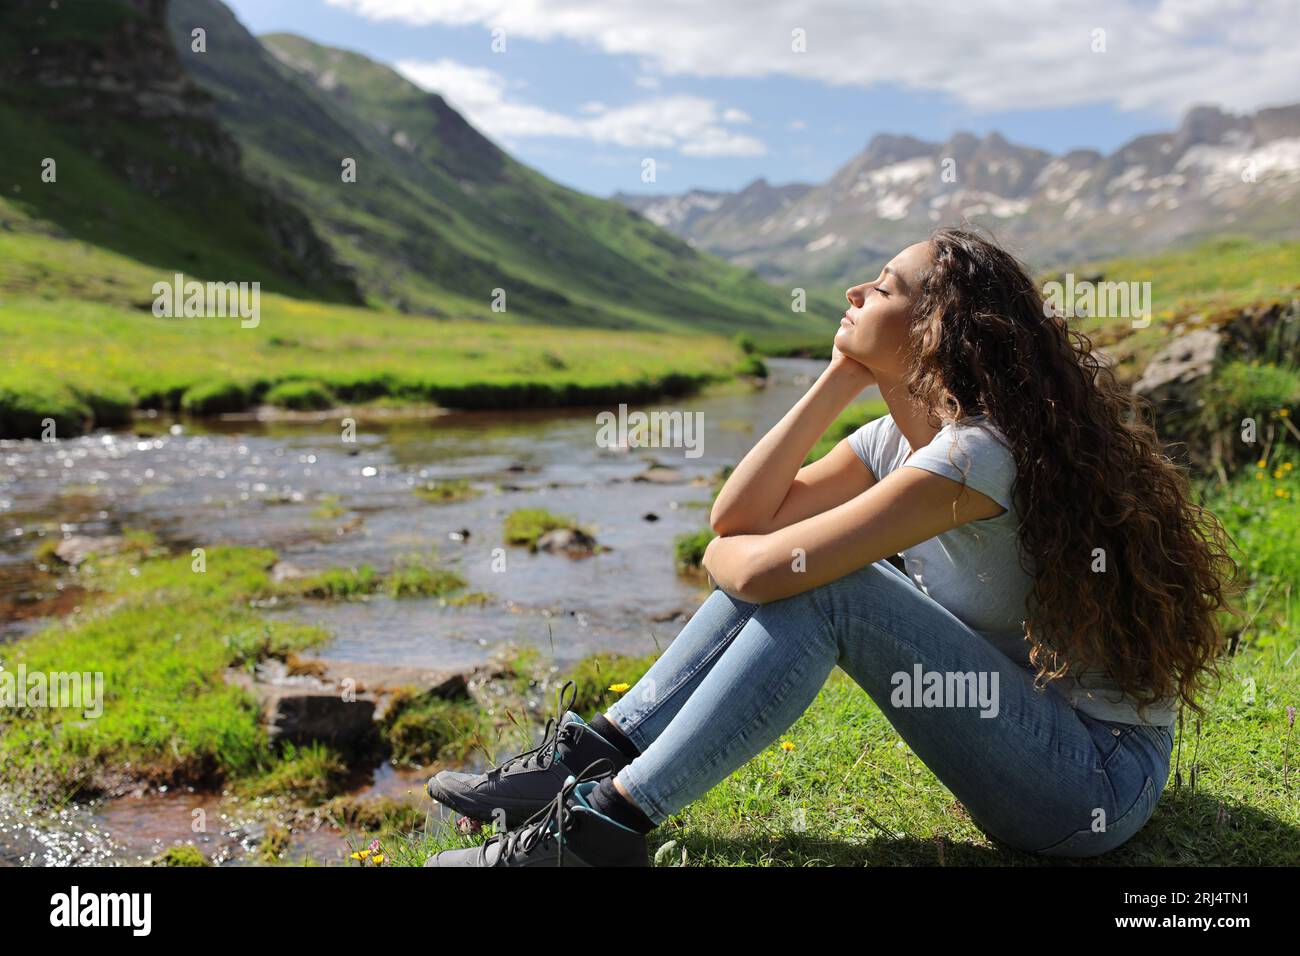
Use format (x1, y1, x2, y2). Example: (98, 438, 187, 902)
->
(0, 234, 741, 437)
(673, 528, 716, 575)
(1052, 236, 1300, 379)
(413, 479, 479, 504)
(503, 508, 586, 551)
(0, 544, 331, 798)
(379, 690, 487, 767)
(565, 652, 660, 714)
(152, 845, 211, 867)
(294, 554, 467, 600)
(1197, 362, 1300, 434)
(0, 542, 472, 803)
(264, 379, 337, 411)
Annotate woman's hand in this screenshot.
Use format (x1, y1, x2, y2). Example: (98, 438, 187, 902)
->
(827, 343, 876, 388)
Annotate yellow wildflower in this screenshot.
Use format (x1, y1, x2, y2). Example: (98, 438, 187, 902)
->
(780, 740, 795, 752)
(608, 682, 631, 693)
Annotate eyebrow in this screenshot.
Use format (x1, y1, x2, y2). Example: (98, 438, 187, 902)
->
(882, 265, 909, 292)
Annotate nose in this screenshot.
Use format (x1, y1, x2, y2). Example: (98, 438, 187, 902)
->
(845, 284, 865, 308)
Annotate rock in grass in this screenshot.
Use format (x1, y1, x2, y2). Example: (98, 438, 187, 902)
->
(50, 535, 123, 568)
(224, 659, 473, 754)
(633, 465, 685, 484)
(1133, 328, 1222, 410)
(536, 527, 599, 557)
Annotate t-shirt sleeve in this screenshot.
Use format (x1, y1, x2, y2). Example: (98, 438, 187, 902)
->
(902, 423, 1015, 511)
(845, 415, 891, 478)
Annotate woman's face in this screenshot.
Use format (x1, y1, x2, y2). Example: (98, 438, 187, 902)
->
(835, 240, 932, 379)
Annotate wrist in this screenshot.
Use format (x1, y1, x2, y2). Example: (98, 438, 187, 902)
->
(820, 361, 874, 392)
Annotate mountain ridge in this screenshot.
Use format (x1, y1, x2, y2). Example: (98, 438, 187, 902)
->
(617, 102, 1300, 287)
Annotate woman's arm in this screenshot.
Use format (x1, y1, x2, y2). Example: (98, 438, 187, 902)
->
(703, 465, 1005, 604)
(710, 350, 878, 537)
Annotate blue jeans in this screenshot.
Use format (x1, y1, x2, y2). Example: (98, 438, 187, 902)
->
(605, 558, 1173, 857)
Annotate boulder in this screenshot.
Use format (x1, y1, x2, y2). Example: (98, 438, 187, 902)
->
(51, 535, 123, 568)
(632, 465, 685, 484)
(535, 527, 599, 557)
(224, 658, 474, 751)
(1132, 328, 1221, 412)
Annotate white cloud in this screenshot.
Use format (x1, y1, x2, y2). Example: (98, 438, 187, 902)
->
(396, 58, 765, 155)
(335, 0, 1300, 116)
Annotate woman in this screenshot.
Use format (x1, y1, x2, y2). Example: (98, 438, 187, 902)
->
(426, 227, 1238, 867)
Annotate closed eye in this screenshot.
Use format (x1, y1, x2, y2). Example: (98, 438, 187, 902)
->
(874, 286, 889, 297)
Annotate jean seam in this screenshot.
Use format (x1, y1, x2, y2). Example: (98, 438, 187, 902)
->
(610, 602, 757, 751)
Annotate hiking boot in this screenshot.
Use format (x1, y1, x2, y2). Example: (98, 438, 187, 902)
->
(427, 681, 630, 828)
(425, 764, 649, 867)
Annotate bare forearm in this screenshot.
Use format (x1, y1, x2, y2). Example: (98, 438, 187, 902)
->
(710, 368, 865, 535)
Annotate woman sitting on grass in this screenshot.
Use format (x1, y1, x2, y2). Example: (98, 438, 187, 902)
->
(426, 226, 1239, 866)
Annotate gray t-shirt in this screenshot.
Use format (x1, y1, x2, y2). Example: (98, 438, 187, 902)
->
(847, 413, 1177, 727)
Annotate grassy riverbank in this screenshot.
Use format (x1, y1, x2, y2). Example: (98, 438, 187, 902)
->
(0, 230, 748, 438)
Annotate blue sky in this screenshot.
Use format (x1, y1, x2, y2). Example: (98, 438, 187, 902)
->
(223, 0, 1300, 198)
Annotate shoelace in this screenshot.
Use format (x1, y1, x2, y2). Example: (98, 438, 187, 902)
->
(494, 680, 579, 775)
(478, 758, 615, 867)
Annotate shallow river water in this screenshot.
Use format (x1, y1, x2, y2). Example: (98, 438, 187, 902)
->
(0, 359, 875, 864)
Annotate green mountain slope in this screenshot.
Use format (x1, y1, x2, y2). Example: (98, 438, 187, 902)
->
(0, 0, 360, 303)
(166, 0, 834, 333)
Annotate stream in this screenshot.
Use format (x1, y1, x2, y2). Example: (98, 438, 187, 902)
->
(0, 358, 873, 864)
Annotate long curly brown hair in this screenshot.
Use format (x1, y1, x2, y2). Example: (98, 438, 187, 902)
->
(906, 226, 1240, 716)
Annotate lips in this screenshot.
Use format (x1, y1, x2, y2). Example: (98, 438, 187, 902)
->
(840, 313, 855, 327)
